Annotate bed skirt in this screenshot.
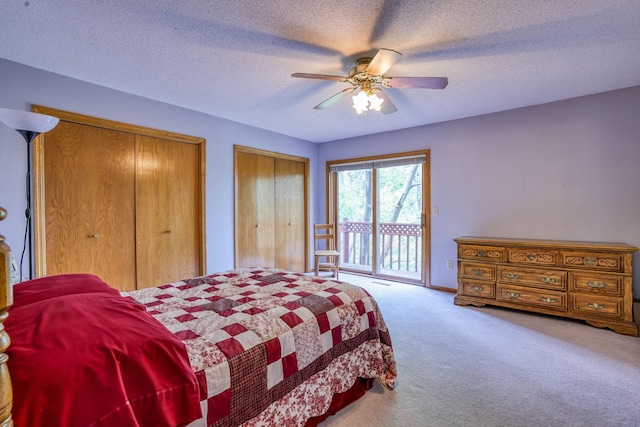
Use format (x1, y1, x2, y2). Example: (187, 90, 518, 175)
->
(305, 377, 374, 426)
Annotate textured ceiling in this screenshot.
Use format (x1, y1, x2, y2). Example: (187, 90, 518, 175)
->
(2, 0, 640, 143)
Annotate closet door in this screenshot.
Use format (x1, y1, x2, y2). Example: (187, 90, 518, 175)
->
(275, 158, 306, 272)
(234, 146, 308, 272)
(135, 136, 202, 289)
(34, 105, 206, 292)
(235, 151, 276, 268)
(41, 121, 137, 292)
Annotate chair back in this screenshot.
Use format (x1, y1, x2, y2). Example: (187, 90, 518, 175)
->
(314, 223, 337, 251)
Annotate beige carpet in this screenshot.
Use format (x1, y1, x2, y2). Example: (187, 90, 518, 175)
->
(320, 273, 640, 427)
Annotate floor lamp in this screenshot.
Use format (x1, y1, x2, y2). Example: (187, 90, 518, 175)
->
(0, 108, 59, 281)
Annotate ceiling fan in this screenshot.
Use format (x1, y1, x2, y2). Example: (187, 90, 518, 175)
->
(292, 48, 448, 114)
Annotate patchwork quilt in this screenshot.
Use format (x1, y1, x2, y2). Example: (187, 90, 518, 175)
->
(123, 267, 397, 426)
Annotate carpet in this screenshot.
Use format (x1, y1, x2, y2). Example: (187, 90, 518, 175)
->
(320, 273, 640, 427)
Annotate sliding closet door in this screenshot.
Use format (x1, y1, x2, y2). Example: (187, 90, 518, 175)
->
(235, 151, 276, 268)
(40, 121, 137, 291)
(135, 136, 202, 289)
(33, 105, 206, 292)
(234, 146, 309, 272)
(275, 158, 306, 272)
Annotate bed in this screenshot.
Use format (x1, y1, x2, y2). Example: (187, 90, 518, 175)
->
(0, 255, 396, 426)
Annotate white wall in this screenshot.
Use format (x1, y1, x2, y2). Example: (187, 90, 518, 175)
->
(0, 59, 318, 279)
(317, 86, 640, 296)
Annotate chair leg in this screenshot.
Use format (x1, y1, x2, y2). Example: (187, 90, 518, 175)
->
(315, 255, 319, 276)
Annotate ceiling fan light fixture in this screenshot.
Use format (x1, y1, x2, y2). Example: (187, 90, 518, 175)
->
(352, 90, 370, 114)
(368, 91, 384, 111)
(352, 88, 384, 115)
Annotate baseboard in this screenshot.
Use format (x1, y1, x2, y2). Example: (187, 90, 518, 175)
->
(429, 285, 456, 293)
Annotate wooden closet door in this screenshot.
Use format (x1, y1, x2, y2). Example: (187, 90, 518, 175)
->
(235, 151, 275, 268)
(275, 158, 305, 272)
(42, 121, 137, 292)
(135, 136, 201, 289)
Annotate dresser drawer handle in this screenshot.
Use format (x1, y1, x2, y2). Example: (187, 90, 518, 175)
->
(477, 250, 487, 257)
(470, 286, 484, 293)
(505, 291, 520, 299)
(586, 302, 607, 310)
(586, 280, 607, 289)
(526, 253, 537, 261)
(504, 273, 520, 280)
(539, 277, 557, 284)
(539, 297, 558, 304)
(471, 269, 486, 276)
(584, 257, 597, 266)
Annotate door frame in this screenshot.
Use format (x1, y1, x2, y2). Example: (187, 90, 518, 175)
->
(326, 150, 430, 286)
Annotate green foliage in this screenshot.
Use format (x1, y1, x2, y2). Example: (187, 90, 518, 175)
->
(378, 165, 422, 223)
(338, 169, 372, 222)
(338, 165, 421, 223)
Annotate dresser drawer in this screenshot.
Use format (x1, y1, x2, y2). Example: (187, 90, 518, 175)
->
(498, 266, 566, 291)
(570, 294, 624, 319)
(460, 261, 496, 280)
(497, 285, 567, 311)
(569, 272, 623, 296)
(508, 248, 558, 266)
(459, 245, 506, 263)
(460, 279, 495, 299)
(561, 251, 623, 272)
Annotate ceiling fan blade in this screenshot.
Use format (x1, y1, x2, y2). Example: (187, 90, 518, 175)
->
(313, 87, 355, 110)
(292, 73, 347, 82)
(366, 48, 402, 76)
(376, 89, 398, 115)
(384, 76, 449, 89)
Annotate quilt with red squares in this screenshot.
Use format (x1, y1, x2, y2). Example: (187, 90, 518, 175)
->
(123, 267, 396, 426)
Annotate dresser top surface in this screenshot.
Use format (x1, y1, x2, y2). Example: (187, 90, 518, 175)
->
(454, 236, 639, 252)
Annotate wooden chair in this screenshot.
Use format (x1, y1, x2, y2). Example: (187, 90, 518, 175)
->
(314, 223, 340, 280)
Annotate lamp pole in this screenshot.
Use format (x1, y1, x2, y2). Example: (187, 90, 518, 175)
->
(16, 130, 38, 281)
(0, 108, 59, 282)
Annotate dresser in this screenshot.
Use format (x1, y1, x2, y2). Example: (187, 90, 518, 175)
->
(453, 236, 639, 336)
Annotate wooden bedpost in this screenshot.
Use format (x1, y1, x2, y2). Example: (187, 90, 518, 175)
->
(0, 206, 14, 426)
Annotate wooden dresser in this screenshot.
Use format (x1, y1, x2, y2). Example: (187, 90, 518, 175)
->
(453, 236, 639, 336)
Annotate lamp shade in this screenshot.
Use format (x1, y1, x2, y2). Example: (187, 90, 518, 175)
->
(0, 108, 59, 133)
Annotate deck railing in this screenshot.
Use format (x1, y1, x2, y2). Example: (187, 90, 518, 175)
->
(338, 219, 422, 275)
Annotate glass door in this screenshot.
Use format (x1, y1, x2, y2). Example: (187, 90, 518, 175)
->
(376, 163, 423, 282)
(330, 152, 428, 284)
(336, 167, 373, 274)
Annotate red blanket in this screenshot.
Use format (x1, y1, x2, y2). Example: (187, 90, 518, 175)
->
(6, 274, 202, 427)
